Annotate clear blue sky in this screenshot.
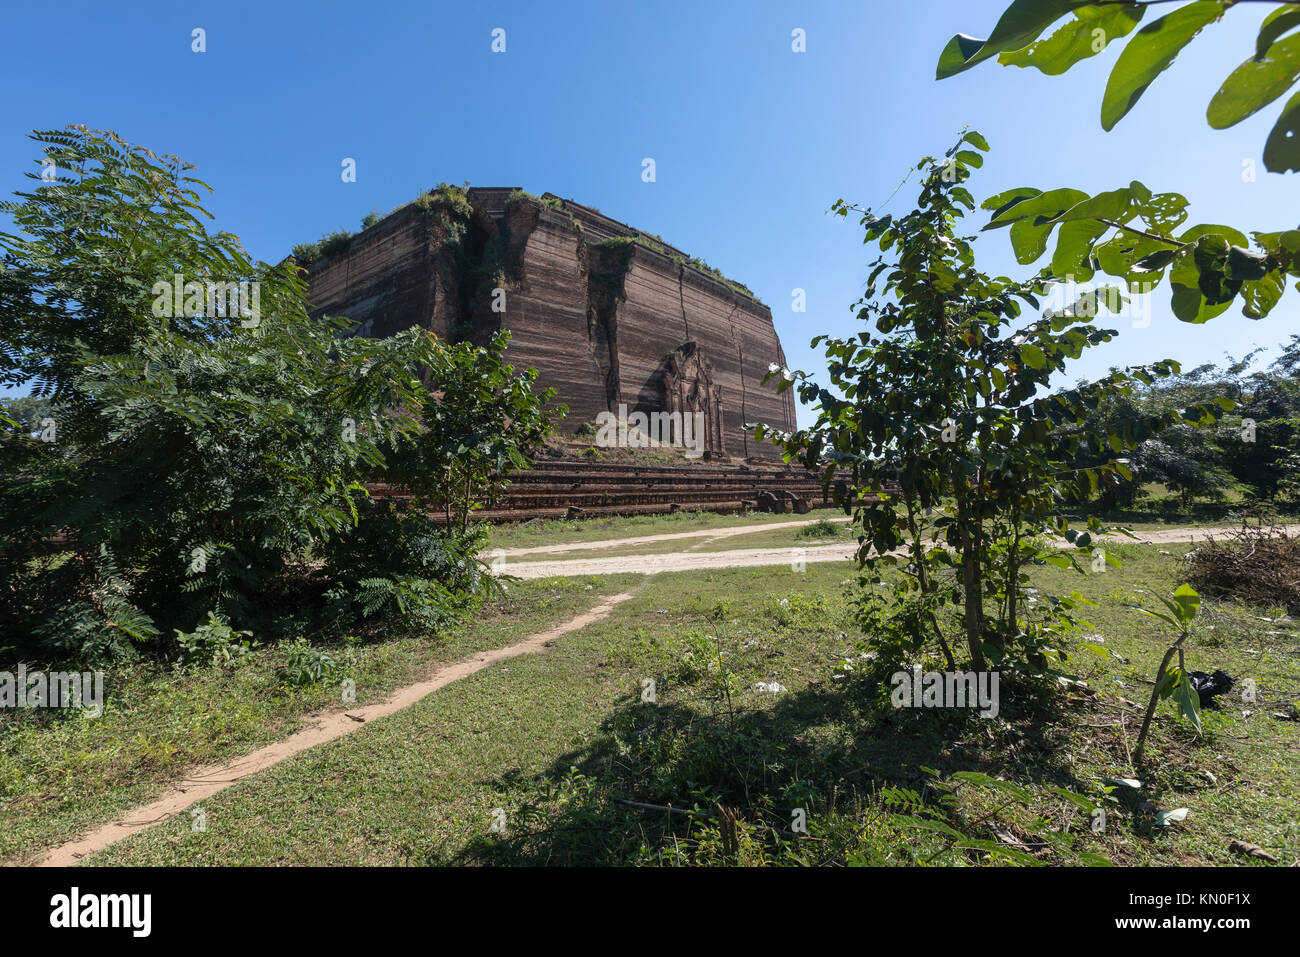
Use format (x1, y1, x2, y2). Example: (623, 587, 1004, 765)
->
(2, 0, 1296, 424)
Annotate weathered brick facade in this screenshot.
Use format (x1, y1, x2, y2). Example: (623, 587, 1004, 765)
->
(305, 189, 796, 461)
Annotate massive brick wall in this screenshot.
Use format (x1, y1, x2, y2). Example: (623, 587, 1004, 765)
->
(304, 203, 465, 341)
(305, 189, 797, 461)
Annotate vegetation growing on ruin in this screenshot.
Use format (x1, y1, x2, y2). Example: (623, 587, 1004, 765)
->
(414, 182, 472, 251)
(677, 252, 756, 299)
(291, 228, 353, 264)
(597, 233, 666, 256)
(290, 184, 472, 266)
(476, 216, 513, 291)
(506, 189, 565, 213)
(594, 234, 756, 300)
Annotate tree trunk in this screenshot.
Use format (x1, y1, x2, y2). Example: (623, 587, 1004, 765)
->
(907, 503, 956, 670)
(953, 470, 986, 672)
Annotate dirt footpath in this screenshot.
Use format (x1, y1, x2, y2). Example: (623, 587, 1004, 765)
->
(34, 591, 636, 866)
(494, 516, 849, 558)
(502, 524, 1299, 580)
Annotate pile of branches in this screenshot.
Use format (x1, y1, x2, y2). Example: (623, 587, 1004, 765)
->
(1186, 519, 1300, 615)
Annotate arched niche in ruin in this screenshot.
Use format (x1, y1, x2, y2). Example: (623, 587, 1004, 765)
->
(661, 341, 725, 459)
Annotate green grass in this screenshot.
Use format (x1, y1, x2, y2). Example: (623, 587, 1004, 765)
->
(0, 574, 639, 864)
(78, 546, 1300, 866)
(486, 509, 839, 552)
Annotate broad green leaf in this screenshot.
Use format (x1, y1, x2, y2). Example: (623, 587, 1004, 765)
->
(1207, 33, 1300, 128)
(1179, 222, 1248, 249)
(1172, 671, 1204, 735)
(982, 187, 1043, 227)
(1170, 279, 1235, 323)
(1191, 233, 1238, 303)
(1171, 582, 1200, 622)
(1001, 188, 1091, 262)
(1050, 218, 1109, 280)
(1134, 190, 1190, 233)
(988, 187, 1088, 228)
(1264, 90, 1300, 173)
(1257, 6, 1300, 60)
(1226, 245, 1269, 282)
(1241, 270, 1285, 319)
(1095, 232, 1174, 285)
(963, 130, 991, 151)
(937, 0, 1089, 79)
(1101, 1, 1227, 131)
(1253, 227, 1300, 270)
(1132, 248, 1178, 273)
(999, 4, 1144, 75)
(1020, 343, 1048, 369)
(1057, 187, 1133, 223)
(1156, 665, 1182, 697)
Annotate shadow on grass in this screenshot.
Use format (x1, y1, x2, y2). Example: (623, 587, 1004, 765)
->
(431, 668, 1099, 866)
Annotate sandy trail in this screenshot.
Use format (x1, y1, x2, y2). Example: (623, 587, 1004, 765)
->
(504, 524, 1300, 579)
(492, 516, 850, 557)
(33, 591, 636, 867)
(509, 542, 857, 579)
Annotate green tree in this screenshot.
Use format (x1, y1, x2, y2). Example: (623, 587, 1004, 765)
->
(1231, 337, 1300, 498)
(759, 133, 1224, 673)
(0, 127, 542, 663)
(386, 331, 564, 534)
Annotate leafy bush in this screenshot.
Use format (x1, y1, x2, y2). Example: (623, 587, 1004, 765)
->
(175, 612, 256, 668)
(25, 552, 160, 662)
(276, 637, 347, 688)
(321, 498, 492, 630)
(384, 331, 564, 533)
(798, 517, 841, 538)
(0, 127, 556, 666)
(291, 229, 352, 264)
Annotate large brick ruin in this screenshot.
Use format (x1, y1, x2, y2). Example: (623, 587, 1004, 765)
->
(304, 188, 797, 462)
